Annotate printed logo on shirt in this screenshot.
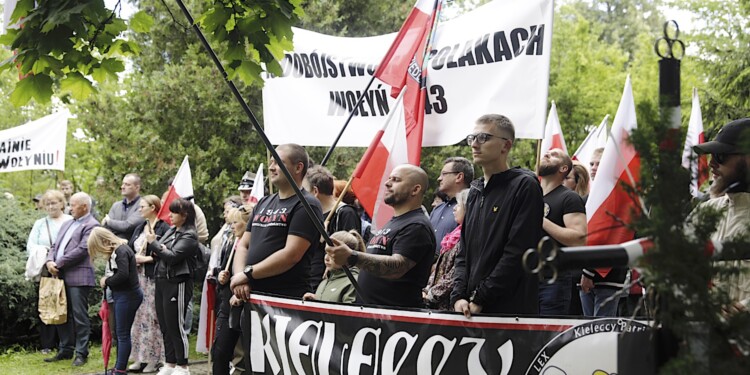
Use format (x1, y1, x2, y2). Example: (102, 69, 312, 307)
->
(493, 206, 499, 213)
(367, 228, 391, 251)
(253, 207, 290, 229)
(544, 203, 550, 218)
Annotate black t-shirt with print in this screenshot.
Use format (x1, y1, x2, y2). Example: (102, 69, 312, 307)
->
(245, 190, 323, 296)
(357, 208, 435, 308)
(543, 184, 586, 247)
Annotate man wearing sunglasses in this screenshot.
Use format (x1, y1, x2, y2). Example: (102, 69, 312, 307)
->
(451, 114, 544, 317)
(692, 118, 750, 307)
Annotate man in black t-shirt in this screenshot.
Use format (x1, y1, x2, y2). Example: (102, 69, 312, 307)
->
(230, 144, 323, 298)
(303, 165, 361, 290)
(327, 164, 435, 308)
(538, 148, 587, 315)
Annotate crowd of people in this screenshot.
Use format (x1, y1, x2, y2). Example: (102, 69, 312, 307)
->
(23, 115, 750, 374)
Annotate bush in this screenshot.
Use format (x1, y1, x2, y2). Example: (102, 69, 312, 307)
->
(0, 197, 44, 346)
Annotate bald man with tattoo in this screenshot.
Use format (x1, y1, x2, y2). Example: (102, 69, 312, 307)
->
(327, 165, 436, 308)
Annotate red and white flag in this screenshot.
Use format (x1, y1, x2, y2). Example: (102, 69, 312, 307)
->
(196, 277, 215, 353)
(374, 0, 437, 96)
(375, 0, 440, 165)
(585, 76, 641, 277)
(573, 115, 609, 173)
(540, 101, 568, 156)
(351, 92, 410, 230)
(681, 88, 708, 198)
(157, 155, 193, 224)
(248, 163, 265, 203)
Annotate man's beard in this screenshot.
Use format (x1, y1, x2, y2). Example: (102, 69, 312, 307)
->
(710, 158, 748, 196)
(537, 163, 559, 177)
(384, 191, 406, 206)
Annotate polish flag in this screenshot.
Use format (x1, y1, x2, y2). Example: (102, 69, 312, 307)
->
(375, 0, 440, 165)
(585, 76, 641, 277)
(157, 156, 193, 224)
(196, 277, 215, 353)
(681, 88, 708, 198)
(248, 163, 265, 203)
(374, 0, 438, 96)
(573, 114, 609, 173)
(540, 101, 568, 156)
(351, 92, 410, 230)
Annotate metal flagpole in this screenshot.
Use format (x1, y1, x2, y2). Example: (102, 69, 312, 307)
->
(173, 0, 362, 300)
(320, 75, 377, 167)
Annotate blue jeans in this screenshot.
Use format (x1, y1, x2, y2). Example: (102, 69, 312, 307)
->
(112, 288, 143, 371)
(539, 272, 572, 316)
(58, 286, 91, 358)
(580, 287, 619, 317)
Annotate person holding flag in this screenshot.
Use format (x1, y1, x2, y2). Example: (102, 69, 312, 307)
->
(327, 164, 435, 308)
(212, 206, 252, 375)
(229, 144, 323, 369)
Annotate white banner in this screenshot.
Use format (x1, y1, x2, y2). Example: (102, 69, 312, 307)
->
(0, 111, 69, 173)
(263, 0, 553, 147)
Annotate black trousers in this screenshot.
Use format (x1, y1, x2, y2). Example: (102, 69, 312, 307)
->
(39, 320, 58, 350)
(212, 312, 242, 375)
(155, 278, 192, 366)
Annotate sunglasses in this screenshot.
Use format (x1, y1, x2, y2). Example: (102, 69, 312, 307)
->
(466, 133, 509, 145)
(711, 153, 739, 165)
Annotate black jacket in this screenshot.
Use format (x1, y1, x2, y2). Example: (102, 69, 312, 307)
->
(451, 167, 543, 315)
(128, 220, 170, 278)
(149, 226, 199, 281)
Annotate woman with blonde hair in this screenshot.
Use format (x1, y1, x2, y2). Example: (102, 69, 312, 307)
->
(211, 206, 252, 375)
(303, 230, 365, 304)
(26, 189, 72, 353)
(563, 160, 591, 199)
(127, 194, 169, 373)
(89, 227, 143, 375)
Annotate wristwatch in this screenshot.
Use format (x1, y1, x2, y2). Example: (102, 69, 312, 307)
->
(347, 251, 359, 267)
(243, 265, 254, 284)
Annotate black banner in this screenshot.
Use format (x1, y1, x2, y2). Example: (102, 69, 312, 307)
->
(245, 294, 652, 375)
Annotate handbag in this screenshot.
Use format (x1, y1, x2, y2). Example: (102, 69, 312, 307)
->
(24, 219, 54, 281)
(38, 276, 67, 325)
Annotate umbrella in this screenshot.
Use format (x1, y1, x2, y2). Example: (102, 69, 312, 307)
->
(98, 298, 112, 372)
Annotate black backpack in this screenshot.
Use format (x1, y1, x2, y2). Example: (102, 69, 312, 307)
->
(192, 243, 211, 283)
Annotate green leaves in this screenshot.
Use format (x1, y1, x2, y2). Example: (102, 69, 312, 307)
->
(0, 0, 138, 106)
(199, 0, 303, 87)
(10, 74, 53, 106)
(91, 58, 125, 84)
(61, 72, 95, 100)
(130, 10, 154, 34)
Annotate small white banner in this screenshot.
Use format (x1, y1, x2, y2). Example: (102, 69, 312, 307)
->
(0, 111, 69, 173)
(263, 0, 553, 147)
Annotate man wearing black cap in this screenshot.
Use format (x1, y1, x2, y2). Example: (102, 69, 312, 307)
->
(693, 118, 750, 307)
(238, 171, 255, 202)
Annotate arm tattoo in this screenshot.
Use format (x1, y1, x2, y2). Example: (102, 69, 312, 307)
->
(356, 253, 416, 279)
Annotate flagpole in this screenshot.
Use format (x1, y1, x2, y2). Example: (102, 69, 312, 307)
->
(173, 0, 363, 300)
(320, 75, 377, 167)
(324, 175, 354, 230)
(321, 0, 444, 167)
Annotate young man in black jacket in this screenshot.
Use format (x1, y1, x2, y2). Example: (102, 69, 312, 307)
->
(451, 114, 544, 316)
